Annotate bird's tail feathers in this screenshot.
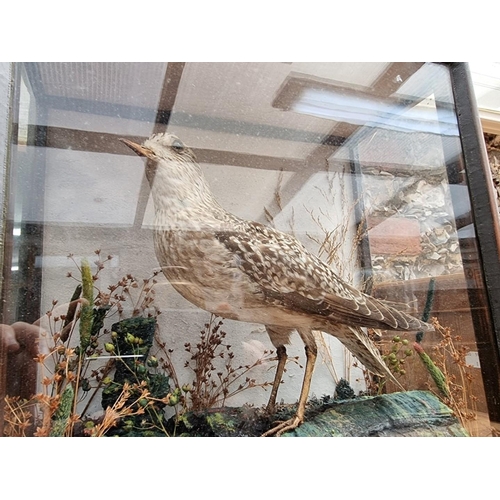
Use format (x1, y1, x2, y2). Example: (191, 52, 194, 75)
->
(325, 324, 403, 390)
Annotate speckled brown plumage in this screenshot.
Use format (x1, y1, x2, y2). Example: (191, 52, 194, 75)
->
(121, 133, 433, 436)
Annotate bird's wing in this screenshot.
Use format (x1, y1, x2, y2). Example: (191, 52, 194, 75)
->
(216, 221, 409, 385)
(215, 221, 431, 332)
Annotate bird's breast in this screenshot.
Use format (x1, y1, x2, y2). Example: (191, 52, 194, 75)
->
(153, 225, 258, 313)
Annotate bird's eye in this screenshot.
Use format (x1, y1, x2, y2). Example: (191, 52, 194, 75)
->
(171, 139, 184, 152)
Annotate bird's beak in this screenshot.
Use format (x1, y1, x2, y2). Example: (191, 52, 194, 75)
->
(119, 138, 154, 159)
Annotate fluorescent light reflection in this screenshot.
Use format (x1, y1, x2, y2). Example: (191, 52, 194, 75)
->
(293, 88, 459, 136)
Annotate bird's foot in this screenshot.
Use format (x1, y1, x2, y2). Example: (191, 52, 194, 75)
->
(261, 415, 303, 437)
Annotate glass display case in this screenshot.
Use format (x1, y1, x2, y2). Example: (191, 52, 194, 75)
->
(1, 62, 499, 437)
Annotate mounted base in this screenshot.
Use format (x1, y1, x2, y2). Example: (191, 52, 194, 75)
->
(168, 390, 468, 437)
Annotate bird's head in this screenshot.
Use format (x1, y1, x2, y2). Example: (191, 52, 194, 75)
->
(121, 133, 196, 162)
(120, 133, 199, 186)
(120, 133, 218, 211)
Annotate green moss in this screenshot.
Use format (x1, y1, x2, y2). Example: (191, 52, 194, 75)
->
(334, 378, 356, 400)
(206, 412, 237, 434)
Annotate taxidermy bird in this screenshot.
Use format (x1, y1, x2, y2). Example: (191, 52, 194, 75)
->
(120, 133, 433, 436)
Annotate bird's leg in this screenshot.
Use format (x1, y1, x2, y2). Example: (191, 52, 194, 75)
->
(264, 326, 292, 414)
(262, 329, 317, 437)
(266, 344, 287, 415)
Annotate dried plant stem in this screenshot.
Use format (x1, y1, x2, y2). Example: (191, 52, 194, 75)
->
(423, 318, 479, 435)
(92, 382, 151, 437)
(315, 333, 340, 385)
(49, 384, 74, 436)
(79, 259, 94, 351)
(3, 397, 32, 437)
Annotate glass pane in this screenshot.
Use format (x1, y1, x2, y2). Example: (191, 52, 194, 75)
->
(0, 62, 495, 437)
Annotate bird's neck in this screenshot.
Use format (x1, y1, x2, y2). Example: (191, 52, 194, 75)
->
(150, 161, 228, 228)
